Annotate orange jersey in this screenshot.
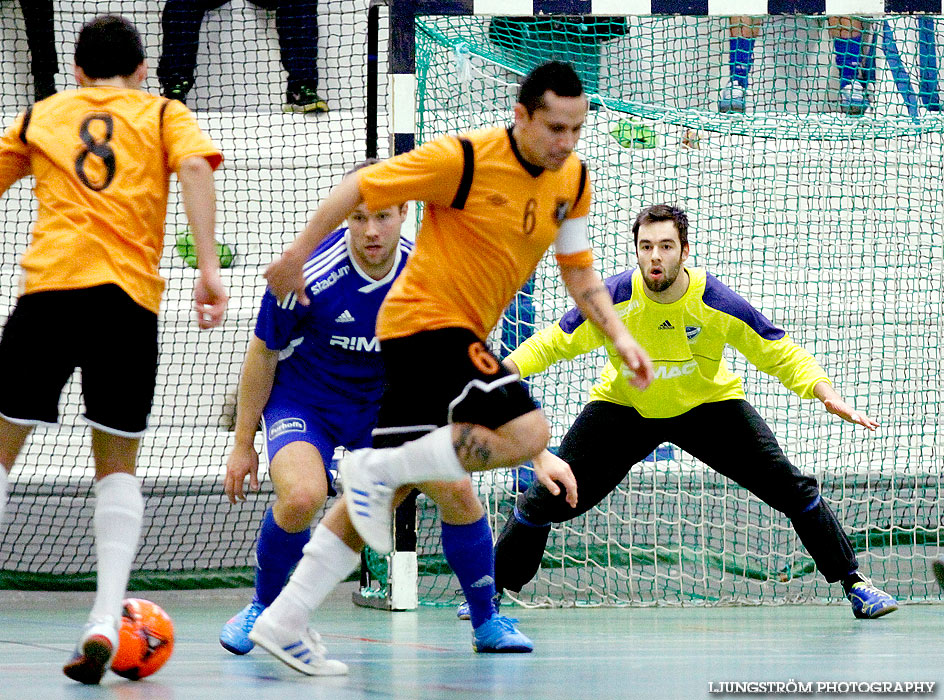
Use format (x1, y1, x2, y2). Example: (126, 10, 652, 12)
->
(359, 126, 592, 341)
(0, 87, 222, 314)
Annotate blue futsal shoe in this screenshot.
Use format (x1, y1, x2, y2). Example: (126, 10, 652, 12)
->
(472, 614, 533, 653)
(220, 601, 266, 654)
(847, 579, 898, 619)
(839, 82, 869, 116)
(457, 592, 502, 621)
(718, 81, 746, 114)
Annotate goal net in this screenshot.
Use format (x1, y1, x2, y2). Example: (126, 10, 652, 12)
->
(2, 3, 941, 610)
(364, 12, 944, 608)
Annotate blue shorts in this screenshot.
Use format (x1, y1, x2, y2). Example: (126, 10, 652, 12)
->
(261, 399, 375, 496)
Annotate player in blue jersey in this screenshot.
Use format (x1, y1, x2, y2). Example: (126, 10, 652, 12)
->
(219, 160, 410, 667)
(488, 204, 898, 619)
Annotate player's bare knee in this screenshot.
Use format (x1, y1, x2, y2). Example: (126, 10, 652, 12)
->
(276, 482, 326, 526)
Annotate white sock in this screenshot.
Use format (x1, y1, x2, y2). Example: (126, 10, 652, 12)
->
(0, 468, 8, 529)
(264, 524, 360, 638)
(90, 472, 144, 623)
(383, 426, 465, 484)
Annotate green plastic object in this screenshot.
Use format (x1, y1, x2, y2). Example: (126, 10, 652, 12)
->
(609, 119, 658, 149)
(175, 230, 234, 269)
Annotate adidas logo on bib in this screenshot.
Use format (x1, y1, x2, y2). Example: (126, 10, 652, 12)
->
(658, 319, 674, 330)
(335, 310, 355, 323)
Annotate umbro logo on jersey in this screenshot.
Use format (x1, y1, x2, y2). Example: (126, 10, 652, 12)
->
(658, 320, 675, 330)
(335, 310, 355, 323)
(487, 193, 508, 206)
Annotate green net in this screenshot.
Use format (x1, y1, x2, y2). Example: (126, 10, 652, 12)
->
(396, 14, 944, 607)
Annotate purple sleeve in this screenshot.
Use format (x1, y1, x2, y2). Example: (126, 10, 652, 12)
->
(559, 269, 634, 334)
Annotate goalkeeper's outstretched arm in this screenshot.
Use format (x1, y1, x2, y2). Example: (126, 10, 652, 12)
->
(813, 381, 879, 431)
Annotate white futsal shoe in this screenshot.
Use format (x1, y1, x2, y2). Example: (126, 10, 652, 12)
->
(62, 615, 119, 684)
(249, 611, 348, 676)
(339, 448, 396, 554)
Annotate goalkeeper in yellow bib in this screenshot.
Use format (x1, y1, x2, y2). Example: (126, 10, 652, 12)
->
(257, 61, 652, 672)
(490, 204, 898, 619)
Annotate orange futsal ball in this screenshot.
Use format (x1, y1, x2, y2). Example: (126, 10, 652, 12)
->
(110, 598, 175, 680)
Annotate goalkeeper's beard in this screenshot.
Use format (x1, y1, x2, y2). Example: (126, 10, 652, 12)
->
(643, 260, 682, 293)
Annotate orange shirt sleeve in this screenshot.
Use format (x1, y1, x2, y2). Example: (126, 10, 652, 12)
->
(0, 112, 32, 195)
(357, 135, 465, 212)
(161, 100, 223, 172)
(555, 250, 594, 267)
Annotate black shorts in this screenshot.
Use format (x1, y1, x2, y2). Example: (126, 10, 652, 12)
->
(373, 328, 538, 447)
(0, 284, 159, 436)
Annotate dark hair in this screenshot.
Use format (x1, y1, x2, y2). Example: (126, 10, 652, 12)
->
(345, 158, 406, 211)
(345, 158, 380, 177)
(632, 205, 689, 248)
(517, 61, 584, 115)
(74, 15, 145, 79)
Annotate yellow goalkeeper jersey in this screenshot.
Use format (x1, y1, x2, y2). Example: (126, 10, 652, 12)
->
(508, 267, 830, 419)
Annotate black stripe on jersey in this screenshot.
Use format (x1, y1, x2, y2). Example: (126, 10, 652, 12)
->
(451, 137, 474, 210)
(159, 99, 170, 158)
(18, 105, 33, 145)
(505, 126, 543, 178)
(576, 161, 587, 207)
(159, 98, 170, 131)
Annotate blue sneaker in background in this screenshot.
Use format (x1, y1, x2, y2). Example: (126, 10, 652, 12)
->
(718, 81, 747, 114)
(220, 601, 266, 655)
(644, 443, 676, 463)
(839, 82, 869, 116)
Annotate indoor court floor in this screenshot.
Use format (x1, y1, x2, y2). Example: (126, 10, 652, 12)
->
(2, 585, 943, 699)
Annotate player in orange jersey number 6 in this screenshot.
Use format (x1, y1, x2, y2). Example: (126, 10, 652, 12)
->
(251, 61, 651, 672)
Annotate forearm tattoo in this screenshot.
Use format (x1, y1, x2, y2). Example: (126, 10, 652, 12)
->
(453, 424, 493, 471)
(579, 284, 612, 327)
